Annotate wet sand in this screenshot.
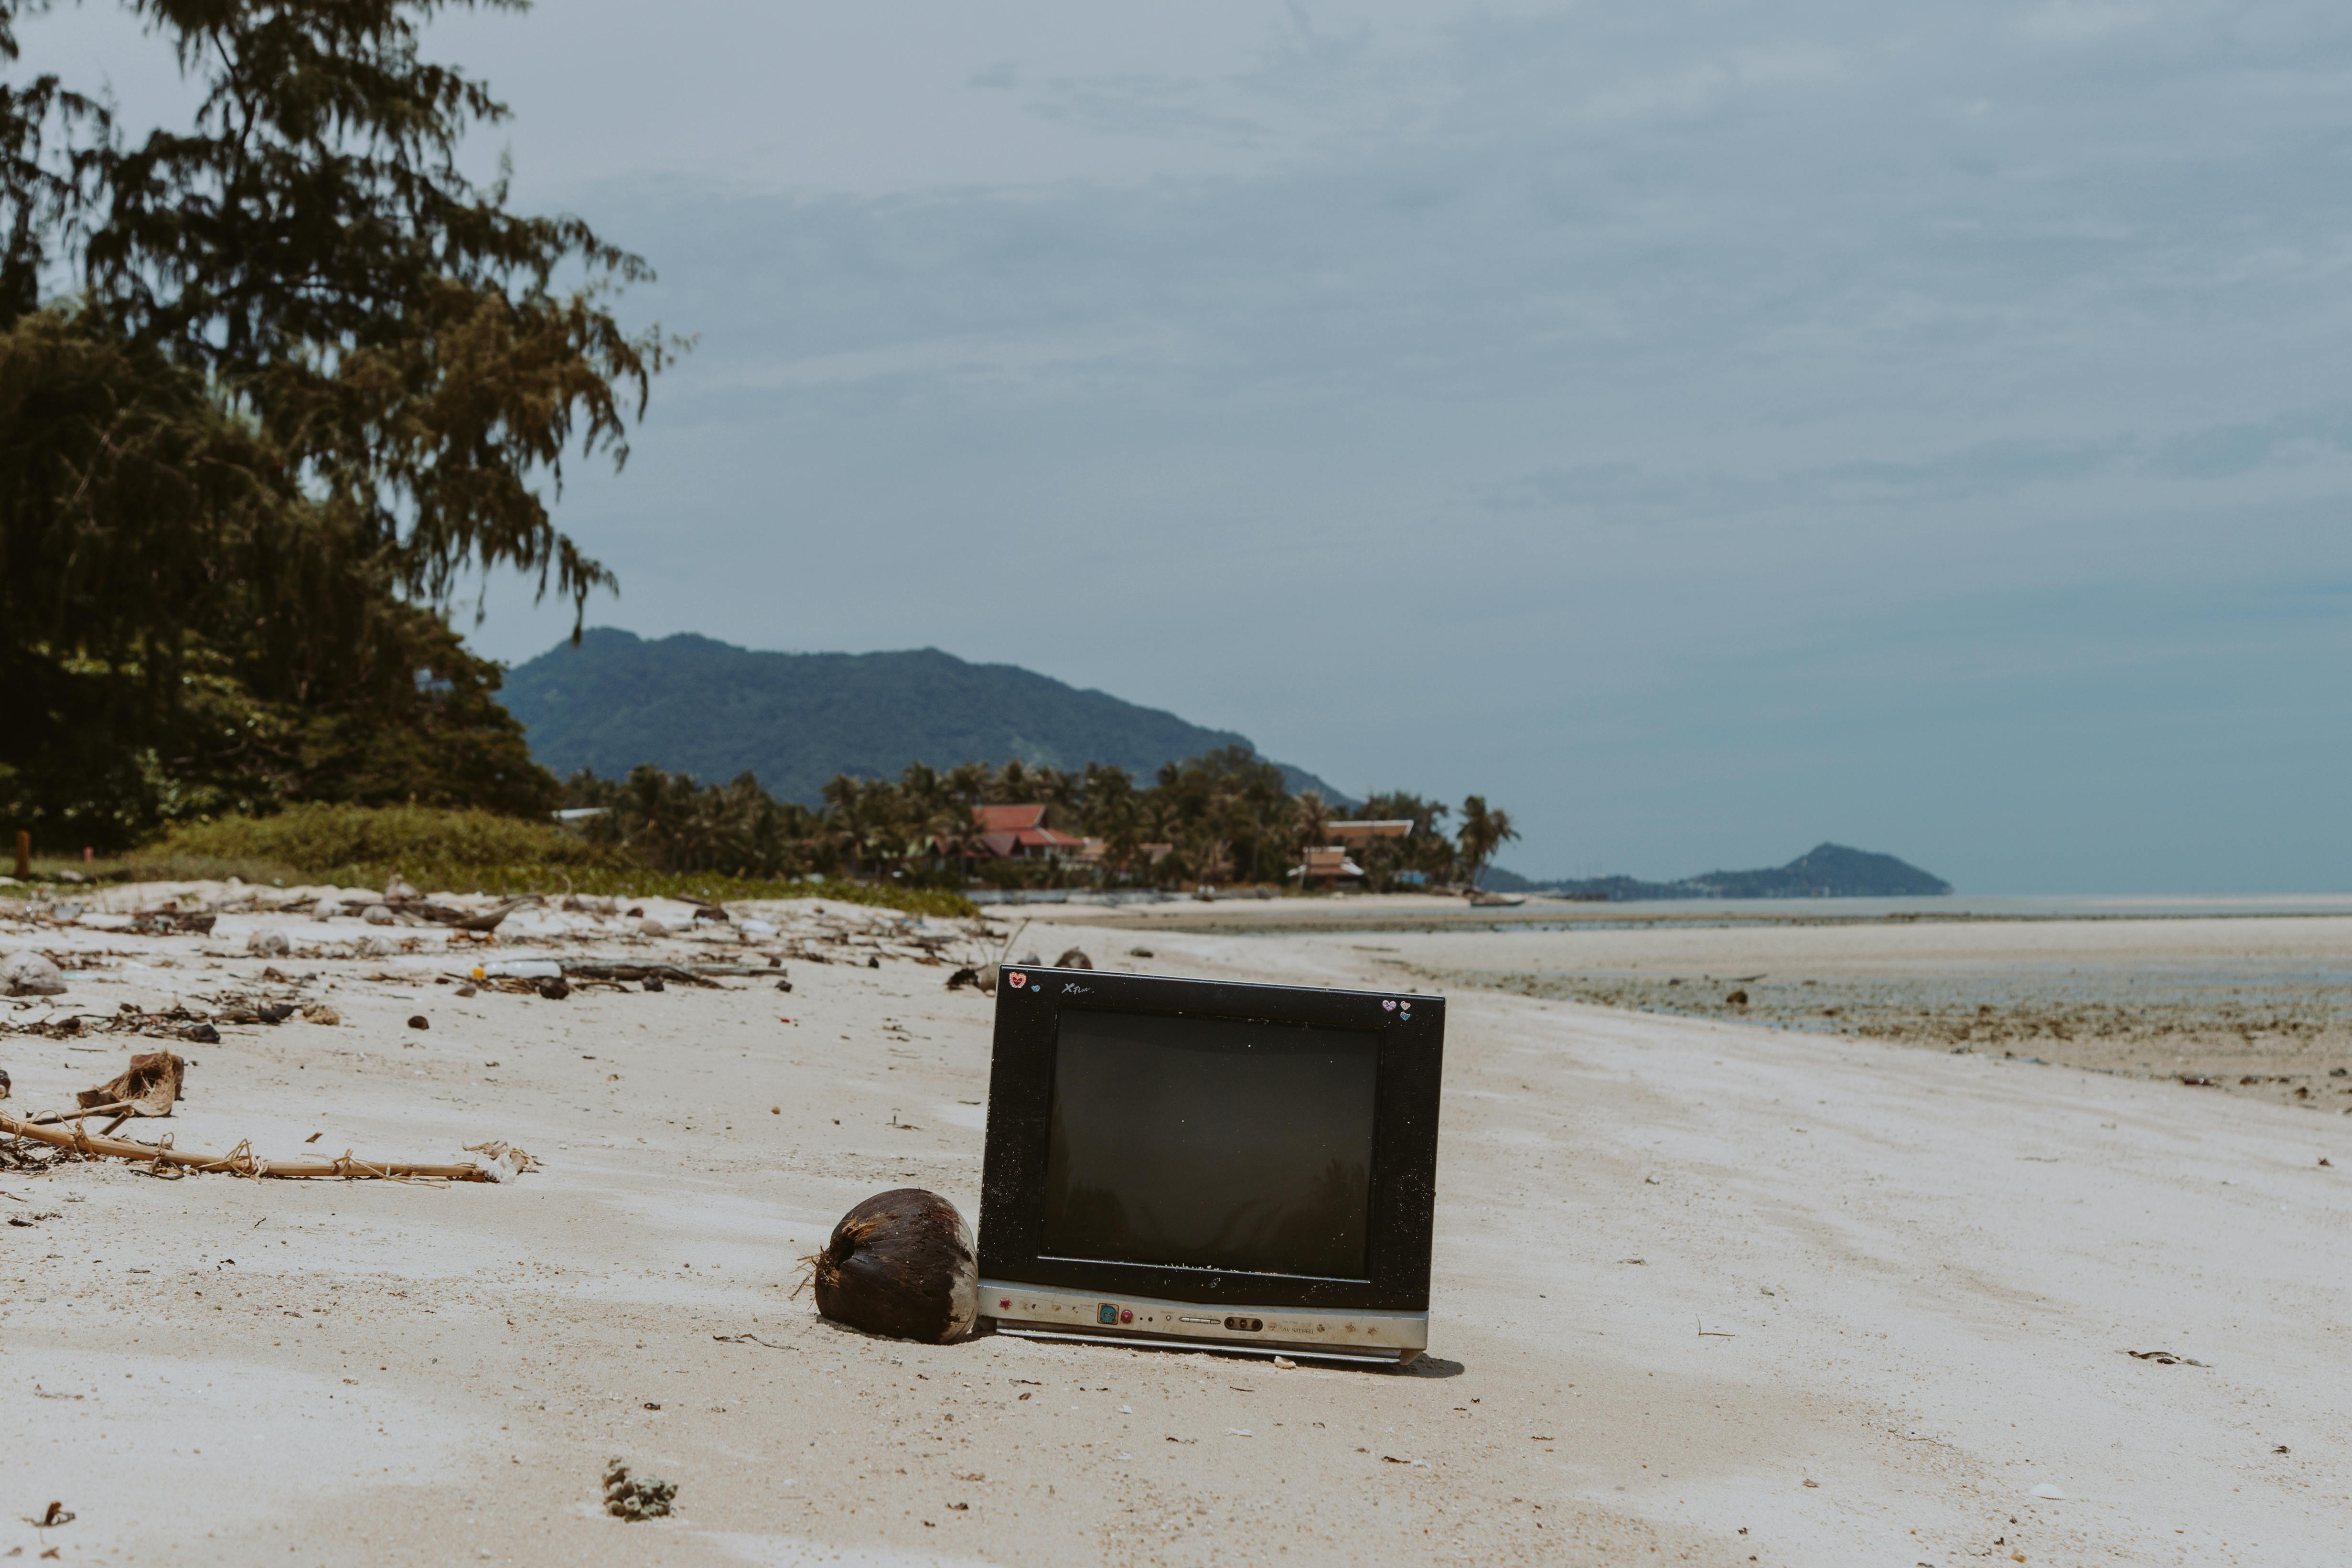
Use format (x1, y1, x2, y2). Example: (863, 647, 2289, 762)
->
(1267, 912, 2352, 1114)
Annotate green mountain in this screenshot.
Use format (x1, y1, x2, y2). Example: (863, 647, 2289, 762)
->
(1491, 842, 1951, 900)
(501, 629, 1351, 806)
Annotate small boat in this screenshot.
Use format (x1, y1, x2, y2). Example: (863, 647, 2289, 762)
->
(1466, 891, 1525, 907)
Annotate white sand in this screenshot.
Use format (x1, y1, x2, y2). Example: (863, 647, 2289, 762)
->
(1, 894, 2346, 1565)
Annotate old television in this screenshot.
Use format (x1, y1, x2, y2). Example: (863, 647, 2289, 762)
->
(977, 966, 1444, 1365)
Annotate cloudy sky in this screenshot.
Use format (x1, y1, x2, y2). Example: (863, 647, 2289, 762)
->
(38, 1, 2352, 890)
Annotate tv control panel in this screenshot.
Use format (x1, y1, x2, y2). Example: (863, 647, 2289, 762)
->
(981, 1278, 1427, 1365)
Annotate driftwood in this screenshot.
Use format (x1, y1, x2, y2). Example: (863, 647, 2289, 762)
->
(560, 960, 723, 987)
(23, 1099, 133, 1127)
(394, 896, 535, 933)
(0, 1109, 497, 1181)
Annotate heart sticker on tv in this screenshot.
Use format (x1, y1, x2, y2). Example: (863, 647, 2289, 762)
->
(1382, 999, 1397, 1010)
(1008, 971, 1027, 988)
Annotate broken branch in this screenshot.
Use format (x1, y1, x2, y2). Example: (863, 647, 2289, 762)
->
(0, 1110, 497, 1181)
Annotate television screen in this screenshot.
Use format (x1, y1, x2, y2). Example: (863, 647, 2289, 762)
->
(1040, 1008, 1380, 1280)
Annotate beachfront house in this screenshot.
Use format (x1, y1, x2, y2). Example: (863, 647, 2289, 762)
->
(967, 803, 1088, 864)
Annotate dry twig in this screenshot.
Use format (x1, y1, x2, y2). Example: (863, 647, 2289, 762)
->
(0, 1110, 499, 1181)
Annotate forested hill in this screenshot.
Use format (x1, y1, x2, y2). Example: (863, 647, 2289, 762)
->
(1487, 842, 1952, 899)
(502, 629, 1351, 806)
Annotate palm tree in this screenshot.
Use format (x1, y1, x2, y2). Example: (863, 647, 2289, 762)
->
(1455, 795, 1519, 892)
(1291, 790, 1332, 890)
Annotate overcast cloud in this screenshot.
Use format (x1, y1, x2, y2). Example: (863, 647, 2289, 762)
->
(34, 0, 2352, 889)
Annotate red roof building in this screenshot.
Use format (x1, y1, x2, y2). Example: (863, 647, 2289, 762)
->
(968, 803, 1087, 860)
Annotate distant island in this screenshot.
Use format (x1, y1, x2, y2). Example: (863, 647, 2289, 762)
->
(1485, 842, 1952, 900)
(502, 629, 1352, 808)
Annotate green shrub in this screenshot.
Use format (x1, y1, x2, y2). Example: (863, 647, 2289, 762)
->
(123, 804, 974, 917)
(134, 802, 612, 876)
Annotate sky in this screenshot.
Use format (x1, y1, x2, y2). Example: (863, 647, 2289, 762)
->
(29, 0, 2352, 891)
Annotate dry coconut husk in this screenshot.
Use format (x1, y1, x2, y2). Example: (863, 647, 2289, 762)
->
(77, 1051, 184, 1116)
(804, 1188, 977, 1343)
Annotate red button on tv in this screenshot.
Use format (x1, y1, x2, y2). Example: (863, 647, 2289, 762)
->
(999, 1298, 1010, 1309)
(1119, 1309, 1134, 1324)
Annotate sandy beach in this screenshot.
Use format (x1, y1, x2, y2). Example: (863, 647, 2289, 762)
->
(3, 889, 2348, 1566)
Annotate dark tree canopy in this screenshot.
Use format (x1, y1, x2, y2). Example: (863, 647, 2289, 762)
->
(0, 0, 674, 848)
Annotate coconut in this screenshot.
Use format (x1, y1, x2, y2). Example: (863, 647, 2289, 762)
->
(805, 1188, 977, 1344)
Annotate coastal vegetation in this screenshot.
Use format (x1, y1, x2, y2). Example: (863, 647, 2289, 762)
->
(32, 745, 1504, 914)
(0, 0, 671, 849)
(563, 749, 1486, 894)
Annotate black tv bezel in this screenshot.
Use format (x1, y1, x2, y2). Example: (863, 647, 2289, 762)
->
(977, 966, 1445, 1314)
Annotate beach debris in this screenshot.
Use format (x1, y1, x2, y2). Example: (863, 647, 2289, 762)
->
(636, 918, 669, 936)
(1272, 1356, 1297, 1370)
(867, 955, 881, 968)
(945, 966, 981, 990)
(183, 1022, 220, 1043)
(301, 1003, 341, 1026)
(77, 1051, 185, 1117)
(0, 1107, 513, 1181)
(642, 977, 664, 992)
(803, 1187, 978, 1343)
(246, 929, 293, 957)
(2122, 1349, 2206, 1366)
(560, 960, 719, 987)
(362, 903, 397, 925)
(0, 1068, 10, 1099)
(2030, 1483, 2065, 1500)
(407, 1015, 430, 1030)
(479, 959, 562, 980)
(2177, 1074, 2219, 1087)
(396, 896, 533, 932)
(689, 902, 729, 923)
(603, 1457, 677, 1520)
(385, 877, 419, 901)
(775, 978, 793, 992)
(1054, 947, 1094, 970)
(464, 1140, 540, 1181)
(24, 1501, 73, 1528)
(2, 949, 67, 997)
(129, 909, 216, 935)
(1726, 989, 1749, 1006)
(1128, 947, 1154, 958)
(741, 918, 778, 938)
(536, 977, 570, 1000)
